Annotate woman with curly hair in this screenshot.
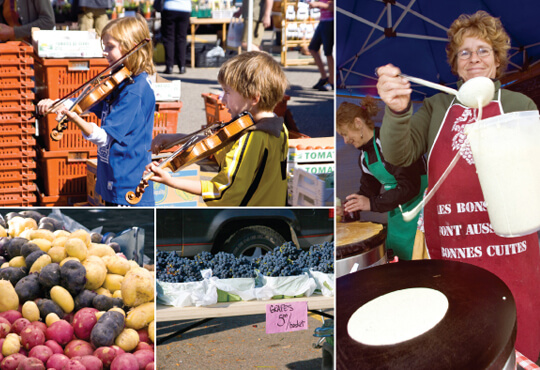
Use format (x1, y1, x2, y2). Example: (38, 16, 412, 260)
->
(376, 10, 540, 360)
(337, 96, 427, 260)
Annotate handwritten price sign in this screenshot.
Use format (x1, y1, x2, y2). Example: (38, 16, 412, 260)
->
(265, 301, 308, 334)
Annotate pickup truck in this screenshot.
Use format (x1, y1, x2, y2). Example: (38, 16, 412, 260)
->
(156, 208, 334, 258)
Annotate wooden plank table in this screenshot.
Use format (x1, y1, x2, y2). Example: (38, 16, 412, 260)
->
(157, 295, 334, 322)
(189, 17, 232, 68)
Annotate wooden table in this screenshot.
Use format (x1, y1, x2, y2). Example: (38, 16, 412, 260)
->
(157, 295, 334, 322)
(189, 17, 232, 68)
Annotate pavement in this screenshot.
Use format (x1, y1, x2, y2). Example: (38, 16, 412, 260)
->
(154, 32, 335, 139)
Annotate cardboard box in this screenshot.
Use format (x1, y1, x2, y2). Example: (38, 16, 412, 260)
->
(32, 29, 103, 58)
(153, 74, 181, 102)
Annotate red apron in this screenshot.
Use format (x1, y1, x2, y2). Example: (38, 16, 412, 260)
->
(424, 93, 540, 361)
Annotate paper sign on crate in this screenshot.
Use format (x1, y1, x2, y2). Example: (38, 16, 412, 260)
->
(32, 29, 103, 58)
(288, 137, 335, 164)
(266, 301, 308, 334)
(153, 75, 181, 101)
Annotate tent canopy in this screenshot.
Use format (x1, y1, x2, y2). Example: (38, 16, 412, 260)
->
(336, 0, 540, 100)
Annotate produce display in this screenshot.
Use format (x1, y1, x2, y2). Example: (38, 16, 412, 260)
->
(0, 210, 155, 370)
(157, 241, 334, 283)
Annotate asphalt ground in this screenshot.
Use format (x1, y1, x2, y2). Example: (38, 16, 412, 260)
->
(156, 309, 334, 369)
(154, 31, 335, 139)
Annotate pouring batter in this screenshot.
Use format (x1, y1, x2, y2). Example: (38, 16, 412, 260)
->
(377, 10, 540, 361)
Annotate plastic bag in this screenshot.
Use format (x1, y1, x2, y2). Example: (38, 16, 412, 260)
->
(227, 17, 244, 48)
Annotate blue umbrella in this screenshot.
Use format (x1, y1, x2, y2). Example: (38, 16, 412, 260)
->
(336, 0, 540, 100)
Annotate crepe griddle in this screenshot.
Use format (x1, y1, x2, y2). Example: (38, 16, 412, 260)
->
(336, 222, 387, 260)
(337, 260, 516, 370)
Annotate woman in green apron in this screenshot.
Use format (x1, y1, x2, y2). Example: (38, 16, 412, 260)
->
(336, 96, 427, 260)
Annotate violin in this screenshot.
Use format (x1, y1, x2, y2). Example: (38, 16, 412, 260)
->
(50, 66, 133, 140)
(41, 38, 150, 141)
(125, 112, 255, 205)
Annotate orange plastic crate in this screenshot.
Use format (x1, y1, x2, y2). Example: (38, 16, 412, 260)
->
(154, 101, 181, 136)
(34, 57, 109, 100)
(1, 157, 36, 171)
(0, 117, 35, 137)
(0, 136, 36, 159)
(0, 91, 35, 106)
(0, 41, 33, 62)
(0, 192, 37, 207)
(38, 113, 100, 152)
(38, 192, 87, 207)
(2, 147, 35, 161)
(0, 170, 36, 191)
(37, 147, 97, 196)
(0, 64, 34, 78)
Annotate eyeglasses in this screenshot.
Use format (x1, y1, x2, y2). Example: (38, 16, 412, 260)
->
(458, 47, 492, 60)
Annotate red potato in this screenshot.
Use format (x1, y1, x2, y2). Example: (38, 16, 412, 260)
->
(64, 340, 94, 359)
(46, 321, 74, 346)
(0, 317, 11, 338)
(136, 328, 150, 344)
(0, 353, 26, 370)
(133, 350, 154, 370)
(46, 353, 70, 370)
(62, 313, 74, 324)
(72, 308, 99, 341)
(110, 346, 125, 356)
(11, 318, 31, 334)
(110, 353, 139, 370)
(72, 355, 103, 370)
(21, 325, 46, 350)
(0, 310, 23, 324)
(144, 362, 154, 370)
(134, 342, 153, 352)
(30, 321, 47, 334)
(14, 356, 45, 369)
(61, 359, 85, 370)
(44, 340, 63, 355)
(28, 345, 53, 364)
(93, 347, 117, 369)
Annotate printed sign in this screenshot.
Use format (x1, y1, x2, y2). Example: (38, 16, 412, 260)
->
(265, 301, 308, 334)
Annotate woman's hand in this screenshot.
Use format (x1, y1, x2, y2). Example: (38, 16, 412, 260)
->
(55, 105, 80, 123)
(344, 194, 371, 212)
(376, 64, 412, 113)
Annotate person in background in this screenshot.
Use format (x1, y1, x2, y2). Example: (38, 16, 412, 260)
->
(234, 0, 273, 51)
(0, 0, 54, 41)
(377, 10, 540, 360)
(146, 51, 289, 206)
(309, 0, 333, 91)
(37, 14, 156, 207)
(337, 96, 427, 260)
(161, 0, 191, 74)
(77, 0, 112, 37)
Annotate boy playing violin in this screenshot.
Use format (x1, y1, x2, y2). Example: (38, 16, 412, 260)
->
(147, 51, 290, 206)
(37, 14, 156, 207)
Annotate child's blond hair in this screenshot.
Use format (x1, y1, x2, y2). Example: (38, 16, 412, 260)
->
(218, 51, 288, 112)
(101, 14, 156, 76)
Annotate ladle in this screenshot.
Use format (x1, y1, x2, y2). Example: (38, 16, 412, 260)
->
(397, 74, 495, 222)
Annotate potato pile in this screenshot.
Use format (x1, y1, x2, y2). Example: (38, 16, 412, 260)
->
(0, 211, 155, 370)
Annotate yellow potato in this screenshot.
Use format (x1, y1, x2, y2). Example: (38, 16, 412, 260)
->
(94, 287, 112, 297)
(29, 229, 55, 242)
(95, 311, 106, 321)
(114, 328, 139, 352)
(51, 236, 68, 248)
(29, 254, 52, 273)
(88, 243, 116, 258)
(148, 320, 155, 343)
(103, 274, 124, 293)
(32, 238, 53, 253)
(0, 280, 19, 312)
(53, 230, 71, 238)
(121, 267, 154, 307)
(109, 307, 126, 317)
(59, 257, 80, 266)
(8, 256, 26, 268)
(69, 229, 91, 246)
(8, 216, 37, 237)
(48, 246, 67, 264)
(1, 262, 9, 269)
(64, 238, 88, 261)
(112, 290, 123, 299)
(83, 260, 107, 290)
(2, 333, 20, 356)
(22, 301, 40, 322)
(50, 286, 75, 313)
(45, 313, 61, 326)
(125, 302, 155, 330)
(0, 225, 6, 237)
(106, 256, 131, 276)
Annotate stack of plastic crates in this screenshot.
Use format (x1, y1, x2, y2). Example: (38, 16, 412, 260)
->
(0, 42, 37, 206)
(34, 57, 108, 206)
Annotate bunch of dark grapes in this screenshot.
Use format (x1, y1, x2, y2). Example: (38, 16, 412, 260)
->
(256, 242, 303, 277)
(297, 241, 334, 273)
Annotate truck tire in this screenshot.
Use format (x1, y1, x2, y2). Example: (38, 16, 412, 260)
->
(222, 226, 287, 258)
